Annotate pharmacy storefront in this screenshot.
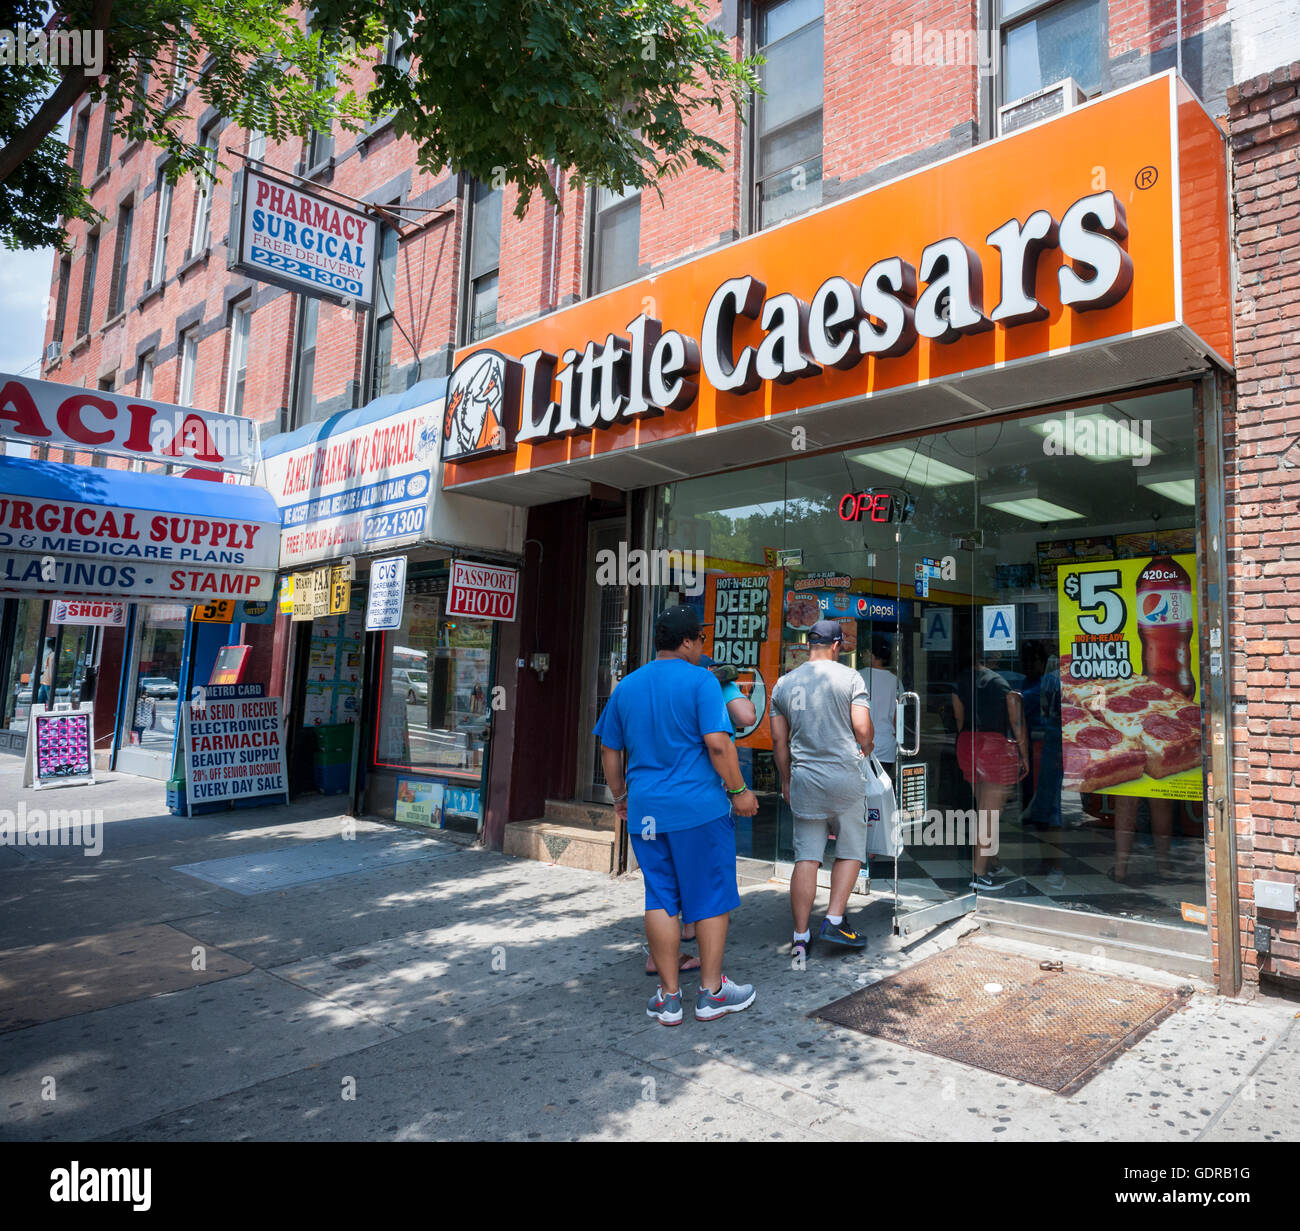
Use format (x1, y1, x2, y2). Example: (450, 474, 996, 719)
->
(259, 381, 525, 833)
(442, 73, 1237, 986)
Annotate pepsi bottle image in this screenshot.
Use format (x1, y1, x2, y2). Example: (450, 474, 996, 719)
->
(1135, 555, 1196, 700)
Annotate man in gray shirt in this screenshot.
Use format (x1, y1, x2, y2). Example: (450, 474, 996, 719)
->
(770, 620, 875, 957)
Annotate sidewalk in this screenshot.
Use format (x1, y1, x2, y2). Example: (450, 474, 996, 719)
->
(0, 763, 1295, 1142)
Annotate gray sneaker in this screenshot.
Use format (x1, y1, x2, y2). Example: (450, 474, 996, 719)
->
(647, 985, 683, 1026)
(694, 975, 756, 1021)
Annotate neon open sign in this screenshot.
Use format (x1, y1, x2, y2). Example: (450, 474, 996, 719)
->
(838, 490, 913, 524)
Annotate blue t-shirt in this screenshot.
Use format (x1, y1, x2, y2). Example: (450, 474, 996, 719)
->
(593, 657, 732, 833)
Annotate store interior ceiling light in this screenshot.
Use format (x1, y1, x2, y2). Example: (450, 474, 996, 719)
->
(847, 447, 977, 487)
(1137, 478, 1197, 506)
(1024, 410, 1164, 463)
(979, 484, 1084, 522)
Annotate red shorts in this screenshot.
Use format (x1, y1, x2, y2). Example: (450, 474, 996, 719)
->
(957, 730, 1024, 786)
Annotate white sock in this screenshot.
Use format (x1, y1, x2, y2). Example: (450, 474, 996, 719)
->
(793, 929, 811, 943)
(827, 914, 843, 925)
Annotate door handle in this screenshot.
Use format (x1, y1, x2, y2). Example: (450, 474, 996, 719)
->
(899, 691, 920, 757)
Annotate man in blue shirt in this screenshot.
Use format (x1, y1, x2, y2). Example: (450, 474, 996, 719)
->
(596, 605, 759, 1026)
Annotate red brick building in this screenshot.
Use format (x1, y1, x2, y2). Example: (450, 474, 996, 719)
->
(25, 1, 1300, 997)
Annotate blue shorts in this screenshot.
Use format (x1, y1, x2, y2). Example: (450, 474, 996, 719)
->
(630, 814, 741, 924)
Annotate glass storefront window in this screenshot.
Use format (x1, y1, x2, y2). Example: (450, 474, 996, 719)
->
(374, 589, 493, 779)
(652, 387, 1206, 931)
(4, 601, 44, 731)
(127, 604, 186, 752)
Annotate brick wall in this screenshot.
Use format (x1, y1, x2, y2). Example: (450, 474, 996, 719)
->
(43, 54, 462, 437)
(1225, 61, 1300, 988)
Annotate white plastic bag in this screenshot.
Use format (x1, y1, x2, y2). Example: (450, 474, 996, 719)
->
(863, 754, 901, 859)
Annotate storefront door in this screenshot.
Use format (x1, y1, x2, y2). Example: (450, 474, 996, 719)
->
(580, 521, 629, 804)
(850, 466, 980, 939)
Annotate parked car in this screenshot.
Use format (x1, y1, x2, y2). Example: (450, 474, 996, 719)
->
(404, 669, 428, 704)
(139, 676, 178, 699)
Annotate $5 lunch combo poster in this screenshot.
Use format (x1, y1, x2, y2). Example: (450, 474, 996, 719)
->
(1057, 553, 1204, 802)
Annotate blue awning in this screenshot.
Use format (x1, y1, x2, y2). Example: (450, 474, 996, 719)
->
(0, 457, 282, 603)
(260, 377, 449, 461)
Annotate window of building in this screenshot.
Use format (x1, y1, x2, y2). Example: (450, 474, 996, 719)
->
(52, 257, 71, 351)
(246, 128, 266, 162)
(368, 220, 399, 400)
(76, 232, 99, 338)
(225, 302, 251, 416)
(96, 104, 115, 174)
(1000, 0, 1104, 104)
(150, 171, 172, 287)
(190, 126, 217, 255)
(590, 183, 642, 294)
(383, 31, 412, 75)
(138, 349, 155, 399)
(178, 327, 198, 405)
(373, 582, 494, 811)
(165, 25, 190, 105)
(464, 179, 501, 343)
(752, 0, 824, 230)
(109, 201, 134, 317)
(305, 72, 336, 171)
(292, 294, 320, 426)
(71, 108, 90, 177)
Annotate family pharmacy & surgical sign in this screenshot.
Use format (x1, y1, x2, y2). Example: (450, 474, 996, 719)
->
(442, 74, 1230, 497)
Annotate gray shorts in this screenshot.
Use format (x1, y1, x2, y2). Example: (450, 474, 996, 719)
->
(792, 802, 868, 864)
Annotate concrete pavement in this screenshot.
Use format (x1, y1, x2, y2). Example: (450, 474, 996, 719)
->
(0, 762, 1296, 1142)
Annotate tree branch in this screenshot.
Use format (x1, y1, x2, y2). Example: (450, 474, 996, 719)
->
(0, 0, 115, 186)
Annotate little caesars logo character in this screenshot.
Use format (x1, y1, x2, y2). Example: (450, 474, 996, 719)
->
(444, 351, 518, 461)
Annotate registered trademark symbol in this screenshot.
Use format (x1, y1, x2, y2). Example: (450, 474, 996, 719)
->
(1135, 165, 1159, 190)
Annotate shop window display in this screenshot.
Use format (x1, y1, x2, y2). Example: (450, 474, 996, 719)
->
(653, 387, 1207, 931)
(374, 588, 492, 780)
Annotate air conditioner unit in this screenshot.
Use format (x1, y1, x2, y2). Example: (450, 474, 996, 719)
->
(998, 78, 1086, 136)
(45, 340, 61, 363)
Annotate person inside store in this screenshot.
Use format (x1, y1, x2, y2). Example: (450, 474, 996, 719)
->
(952, 649, 1029, 892)
(866, 635, 900, 782)
(595, 604, 760, 1026)
(1111, 797, 1177, 885)
(1022, 644, 1066, 891)
(770, 619, 875, 959)
(37, 637, 55, 706)
(641, 654, 759, 976)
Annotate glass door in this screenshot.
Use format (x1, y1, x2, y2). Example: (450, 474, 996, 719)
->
(580, 520, 629, 803)
(846, 449, 982, 939)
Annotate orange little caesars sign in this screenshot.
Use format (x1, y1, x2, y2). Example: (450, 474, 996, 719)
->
(444, 73, 1229, 491)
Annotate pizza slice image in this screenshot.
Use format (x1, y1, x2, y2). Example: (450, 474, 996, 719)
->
(1060, 702, 1148, 793)
(1095, 688, 1202, 779)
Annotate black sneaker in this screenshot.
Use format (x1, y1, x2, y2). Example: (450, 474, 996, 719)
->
(818, 918, 868, 948)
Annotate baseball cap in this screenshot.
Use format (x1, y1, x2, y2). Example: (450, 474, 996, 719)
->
(654, 604, 706, 646)
(807, 619, 844, 645)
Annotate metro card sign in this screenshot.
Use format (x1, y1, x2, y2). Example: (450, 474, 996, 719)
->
(446, 559, 518, 622)
(234, 167, 378, 309)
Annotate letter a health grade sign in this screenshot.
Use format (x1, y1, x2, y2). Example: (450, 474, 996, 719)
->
(446, 559, 518, 622)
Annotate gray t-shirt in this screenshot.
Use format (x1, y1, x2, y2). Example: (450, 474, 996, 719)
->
(771, 660, 872, 816)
